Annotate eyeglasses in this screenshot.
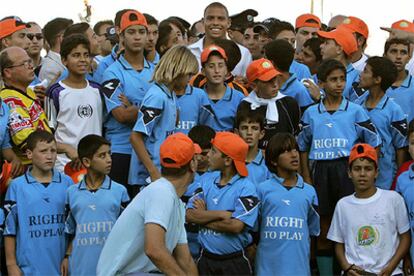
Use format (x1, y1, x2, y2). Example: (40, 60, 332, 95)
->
(6, 59, 34, 69)
(26, 33, 43, 40)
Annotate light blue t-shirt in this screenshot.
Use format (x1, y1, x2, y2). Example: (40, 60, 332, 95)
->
(290, 60, 312, 81)
(298, 97, 381, 160)
(3, 169, 72, 275)
(246, 150, 271, 187)
(356, 95, 408, 189)
(279, 73, 314, 108)
(101, 54, 154, 155)
(0, 100, 11, 150)
(65, 176, 130, 276)
(386, 73, 414, 122)
(128, 83, 177, 185)
(343, 63, 361, 102)
(96, 178, 187, 275)
(395, 164, 414, 264)
(255, 173, 320, 276)
(94, 44, 119, 84)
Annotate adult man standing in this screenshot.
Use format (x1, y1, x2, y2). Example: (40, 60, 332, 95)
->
(97, 133, 200, 276)
(26, 22, 44, 75)
(188, 2, 252, 77)
(0, 17, 30, 52)
(40, 18, 73, 85)
(0, 47, 50, 164)
(295, 13, 321, 57)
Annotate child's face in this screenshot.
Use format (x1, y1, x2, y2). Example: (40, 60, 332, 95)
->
(207, 145, 226, 171)
(62, 44, 90, 76)
(320, 69, 345, 99)
(359, 64, 378, 90)
(409, 132, 414, 160)
(195, 148, 210, 173)
(202, 55, 228, 85)
(274, 148, 300, 173)
(236, 120, 264, 148)
(348, 158, 378, 192)
(27, 140, 57, 172)
(320, 39, 340, 60)
(86, 144, 112, 175)
(255, 76, 279, 99)
(122, 25, 148, 53)
(384, 43, 411, 72)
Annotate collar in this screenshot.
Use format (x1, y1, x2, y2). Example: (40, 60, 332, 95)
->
(118, 54, 151, 71)
(362, 94, 389, 110)
(213, 173, 241, 187)
(155, 82, 174, 98)
(273, 173, 305, 189)
(409, 163, 414, 180)
(3, 84, 27, 94)
(251, 150, 265, 165)
(400, 72, 412, 88)
(188, 37, 204, 52)
(78, 175, 112, 190)
(25, 168, 62, 184)
(318, 97, 348, 113)
(346, 63, 355, 73)
(185, 85, 194, 95)
(218, 85, 234, 101)
(280, 73, 297, 92)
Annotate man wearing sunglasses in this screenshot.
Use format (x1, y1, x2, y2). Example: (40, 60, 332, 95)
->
(26, 22, 44, 76)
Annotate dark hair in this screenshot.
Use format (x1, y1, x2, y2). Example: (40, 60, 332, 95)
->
(78, 134, 110, 160)
(204, 2, 229, 18)
(60, 34, 90, 59)
(384, 38, 410, 55)
(27, 130, 55, 151)
(114, 9, 134, 27)
(43, 17, 73, 48)
(190, 19, 204, 37)
(355, 32, 367, 49)
(303, 37, 323, 62)
(408, 119, 414, 138)
(0, 49, 12, 78)
(264, 39, 294, 72)
(155, 19, 180, 57)
(161, 160, 192, 177)
(265, 133, 298, 174)
(93, 20, 114, 35)
(272, 20, 295, 39)
(365, 56, 398, 91)
(235, 104, 264, 130)
(188, 125, 216, 150)
(317, 59, 346, 82)
(63, 22, 90, 39)
(144, 13, 158, 26)
(213, 38, 241, 71)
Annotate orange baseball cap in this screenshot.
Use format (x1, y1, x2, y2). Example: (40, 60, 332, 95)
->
(246, 58, 282, 83)
(341, 16, 369, 39)
(64, 163, 87, 184)
(119, 10, 148, 33)
(295, 13, 321, 29)
(317, 27, 358, 56)
(201, 45, 227, 64)
(0, 18, 29, 39)
(349, 143, 378, 166)
(211, 132, 248, 177)
(391, 20, 414, 33)
(160, 133, 201, 168)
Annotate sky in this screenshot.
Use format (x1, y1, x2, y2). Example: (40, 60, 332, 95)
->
(2, 0, 414, 55)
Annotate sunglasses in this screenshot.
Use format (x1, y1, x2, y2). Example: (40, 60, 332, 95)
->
(26, 33, 43, 40)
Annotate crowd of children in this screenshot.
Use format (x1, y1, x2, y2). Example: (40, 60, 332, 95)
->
(0, 2, 414, 275)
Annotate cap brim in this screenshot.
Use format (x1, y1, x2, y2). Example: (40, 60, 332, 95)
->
(317, 30, 336, 40)
(257, 69, 281, 82)
(234, 160, 248, 177)
(253, 24, 269, 33)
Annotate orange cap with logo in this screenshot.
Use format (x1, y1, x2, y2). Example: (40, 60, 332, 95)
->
(341, 16, 369, 39)
(160, 133, 201, 168)
(246, 58, 282, 83)
(120, 10, 148, 33)
(317, 27, 358, 56)
(391, 20, 414, 33)
(0, 18, 28, 39)
(201, 45, 227, 64)
(295, 13, 321, 29)
(349, 143, 378, 166)
(211, 132, 248, 177)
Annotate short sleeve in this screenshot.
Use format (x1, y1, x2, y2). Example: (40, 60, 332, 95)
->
(144, 188, 175, 231)
(298, 108, 313, 151)
(101, 70, 124, 113)
(133, 88, 165, 136)
(354, 107, 381, 148)
(393, 193, 410, 234)
(186, 184, 203, 209)
(390, 104, 409, 149)
(177, 213, 188, 245)
(308, 186, 320, 236)
(232, 181, 260, 228)
(3, 181, 18, 236)
(326, 203, 344, 243)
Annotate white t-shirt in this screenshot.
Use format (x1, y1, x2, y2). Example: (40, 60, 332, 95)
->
(96, 178, 187, 275)
(352, 53, 368, 73)
(327, 189, 410, 275)
(46, 80, 103, 171)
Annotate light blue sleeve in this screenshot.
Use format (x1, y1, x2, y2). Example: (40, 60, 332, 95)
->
(355, 107, 381, 148)
(297, 85, 314, 107)
(3, 181, 18, 235)
(198, 91, 216, 125)
(186, 182, 203, 209)
(390, 104, 409, 149)
(133, 88, 165, 136)
(1, 103, 11, 150)
(232, 181, 260, 228)
(297, 109, 313, 151)
(64, 187, 76, 235)
(101, 69, 124, 113)
(144, 188, 175, 231)
(307, 186, 320, 237)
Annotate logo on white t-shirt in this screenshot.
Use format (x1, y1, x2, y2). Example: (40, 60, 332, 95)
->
(357, 225, 379, 246)
(77, 104, 93, 118)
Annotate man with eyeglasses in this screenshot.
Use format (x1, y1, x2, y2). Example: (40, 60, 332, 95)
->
(0, 46, 51, 165)
(26, 22, 44, 76)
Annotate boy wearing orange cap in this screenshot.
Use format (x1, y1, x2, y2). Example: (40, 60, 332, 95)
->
(186, 132, 259, 275)
(317, 27, 361, 102)
(238, 58, 301, 148)
(328, 143, 410, 275)
(97, 133, 200, 275)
